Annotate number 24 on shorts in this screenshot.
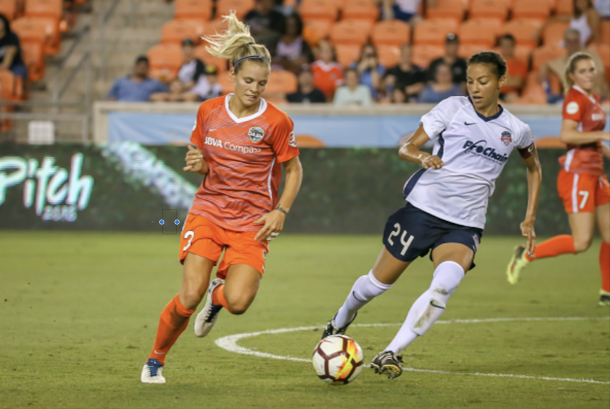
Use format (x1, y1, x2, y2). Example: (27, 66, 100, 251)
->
(387, 223, 415, 256)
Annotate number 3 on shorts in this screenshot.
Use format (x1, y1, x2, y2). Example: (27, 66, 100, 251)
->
(387, 223, 415, 256)
(182, 230, 194, 251)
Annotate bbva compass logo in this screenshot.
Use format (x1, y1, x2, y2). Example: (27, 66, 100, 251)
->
(0, 153, 94, 222)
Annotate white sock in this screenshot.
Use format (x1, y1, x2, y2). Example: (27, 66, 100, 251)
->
(386, 261, 465, 354)
(335, 270, 392, 328)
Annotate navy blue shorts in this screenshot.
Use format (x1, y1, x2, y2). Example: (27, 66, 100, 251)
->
(382, 203, 483, 270)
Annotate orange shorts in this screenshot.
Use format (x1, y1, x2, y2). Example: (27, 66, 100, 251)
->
(557, 169, 610, 213)
(179, 213, 269, 279)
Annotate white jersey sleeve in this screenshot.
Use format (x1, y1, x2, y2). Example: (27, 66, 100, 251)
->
(419, 98, 463, 142)
(515, 124, 535, 150)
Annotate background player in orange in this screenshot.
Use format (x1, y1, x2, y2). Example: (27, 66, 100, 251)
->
(507, 52, 610, 306)
(141, 12, 303, 383)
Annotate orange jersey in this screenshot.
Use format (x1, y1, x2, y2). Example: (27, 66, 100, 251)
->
(189, 95, 299, 232)
(311, 61, 343, 98)
(558, 86, 607, 176)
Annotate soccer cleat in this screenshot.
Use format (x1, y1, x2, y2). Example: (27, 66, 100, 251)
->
(599, 291, 610, 307)
(506, 245, 529, 285)
(370, 351, 404, 379)
(141, 358, 165, 384)
(321, 312, 357, 340)
(194, 278, 224, 338)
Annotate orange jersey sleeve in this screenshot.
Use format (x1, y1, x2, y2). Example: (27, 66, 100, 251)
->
(562, 88, 587, 123)
(270, 114, 299, 163)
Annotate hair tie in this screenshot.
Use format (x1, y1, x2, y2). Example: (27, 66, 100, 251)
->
(233, 55, 270, 66)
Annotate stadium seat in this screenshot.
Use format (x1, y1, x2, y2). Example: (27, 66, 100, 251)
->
(334, 43, 360, 67)
(201, 19, 229, 39)
(341, 0, 379, 24)
(518, 71, 547, 104)
(303, 18, 333, 46)
(542, 20, 570, 47)
(601, 20, 610, 46)
(376, 45, 400, 68)
(555, 0, 573, 16)
(500, 19, 542, 48)
(511, 0, 551, 23)
(459, 44, 488, 60)
(329, 19, 373, 46)
(174, 0, 212, 21)
(20, 41, 45, 81)
(11, 16, 58, 56)
(215, 0, 254, 20)
(299, 0, 338, 23)
(217, 71, 234, 93)
(264, 70, 298, 95)
(458, 18, 499, 48)
(426, 0, 467, 25)
(147, 44, 184, 81)
(24, 0, 61, 19)
(493, 45, 532, 66)
(160, 19, 203, 45)
(532, 45, 566, 71)
(412, 44, 444, 68)
(469, 0, 509, 24)
(371, 20, 410, 47)
(590, 44, 610, 83)
(413, 19, 459, 45)
(0, 0, 17, 20)
(194, 45, 228, 73)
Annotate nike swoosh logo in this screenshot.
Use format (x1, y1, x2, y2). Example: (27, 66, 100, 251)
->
(154, 350, 166, 355)
(464, 122, 476, 126)
(429, 300, 446, 309)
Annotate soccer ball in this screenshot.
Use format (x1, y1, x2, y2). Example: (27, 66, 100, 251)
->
(312, 335, 364, 385)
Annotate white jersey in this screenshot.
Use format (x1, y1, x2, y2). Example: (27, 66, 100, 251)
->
(405, 96, 534, 229)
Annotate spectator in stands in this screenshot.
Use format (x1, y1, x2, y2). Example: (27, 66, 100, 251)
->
(272, 13, 315, 75)
(380, 0, 437, 24)
(390, 87, 408, 103)
(497, 34, 527, 103)
(287, 66, 326, 103)
(427, 33, 467, 85)
(0, 14, 28, 80)
(384, 44, 426, 101)
(351, 43, 385, 100)
(191, 65, 222, 101)
(418, 62, 462, 103)
(539, 28, 607, 102)
(311, 39, 343, 101)
(244, 0, 285, 49)
(107, 56, 168, 102)
(333, 68, 373, 106)
(571, 0, 602, 45)
(594, 0, 610, 19)
(178, 39, 205, 91)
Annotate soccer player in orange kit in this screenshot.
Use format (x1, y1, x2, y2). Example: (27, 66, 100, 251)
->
(507, 52, 610, 306)
(141, 12, 303, 383)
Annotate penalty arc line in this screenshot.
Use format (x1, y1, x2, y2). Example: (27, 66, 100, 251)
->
(215, 316, 610, 385)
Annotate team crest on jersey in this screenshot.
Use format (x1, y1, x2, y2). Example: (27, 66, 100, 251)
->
(248, 127, 265, 143)
(500, 131, 512, 146)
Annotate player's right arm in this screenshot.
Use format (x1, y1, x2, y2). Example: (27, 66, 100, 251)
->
(399, 125, 444, 169)
(560, 119, 610, 144)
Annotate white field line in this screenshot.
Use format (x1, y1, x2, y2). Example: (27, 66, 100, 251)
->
(214, 316, 610, 385)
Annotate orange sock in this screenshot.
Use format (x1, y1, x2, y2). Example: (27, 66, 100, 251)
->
(149, 295, 195, 365)
(525, 234, 576, 261)
(600, 242, 610, 293)
(212, 284, 234, 313)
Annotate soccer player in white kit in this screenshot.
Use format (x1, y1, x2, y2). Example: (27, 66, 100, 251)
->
(322, 51, 543, 379)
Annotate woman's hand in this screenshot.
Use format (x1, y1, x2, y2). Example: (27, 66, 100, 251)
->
(183, 145, 208, 174)
(254, 209, 286, 242)
(520, 217, 536, 257)
(420, 153, 444, 169)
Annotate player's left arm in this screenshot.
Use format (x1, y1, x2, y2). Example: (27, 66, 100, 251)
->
(518, 142, 542, 257)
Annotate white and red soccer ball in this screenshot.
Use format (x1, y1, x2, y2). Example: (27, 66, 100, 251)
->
(312, 335, 364, 385)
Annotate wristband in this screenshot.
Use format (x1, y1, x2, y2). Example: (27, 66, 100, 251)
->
(275, 204, 289, 216)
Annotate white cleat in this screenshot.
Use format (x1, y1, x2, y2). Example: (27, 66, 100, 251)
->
(194, 278, 225, 338)
(141, 358, 166, 384)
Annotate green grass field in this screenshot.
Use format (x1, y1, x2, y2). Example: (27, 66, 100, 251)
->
(0, 231, 608, 409)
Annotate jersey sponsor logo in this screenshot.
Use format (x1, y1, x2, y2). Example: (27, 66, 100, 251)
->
(591, 113, 605, 121)
(566, 101, 579, 115)
(463, 140, 509, 163)
(288, 131, 297, 148)
(248, 127, 265, 143)
(204, 136, 262, 154)
(500, 131, 512, 146)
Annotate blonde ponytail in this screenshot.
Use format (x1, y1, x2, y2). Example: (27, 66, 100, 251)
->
(563, 52, 594, 94)
(203, 11, 272, 72)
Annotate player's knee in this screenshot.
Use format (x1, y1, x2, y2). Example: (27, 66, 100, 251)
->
(182, 288, 205, 310)
(226, 295, 252, 315)
(573, 238, 592, 253)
